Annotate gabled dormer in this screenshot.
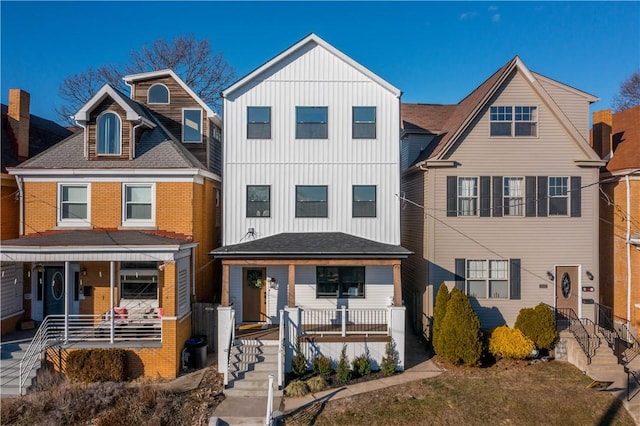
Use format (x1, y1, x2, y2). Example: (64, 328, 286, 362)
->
(73, 84, 156, 161)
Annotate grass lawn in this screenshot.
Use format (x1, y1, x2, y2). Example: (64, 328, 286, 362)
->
(282, 359, 634, 425)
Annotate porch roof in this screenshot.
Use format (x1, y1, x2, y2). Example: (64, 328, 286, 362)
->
(210, 232, 412, 259)
(0, 230, 197, 262)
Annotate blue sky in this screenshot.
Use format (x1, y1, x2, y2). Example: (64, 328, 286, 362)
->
(1, 1, 638, 124)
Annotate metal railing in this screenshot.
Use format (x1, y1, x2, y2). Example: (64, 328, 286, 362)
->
(19, 316, 61, 395)
(554, 307, 599, 364)
(595, 304, 640, 364)
(300, 307, 389, 337)
(223, 309, 236, 386)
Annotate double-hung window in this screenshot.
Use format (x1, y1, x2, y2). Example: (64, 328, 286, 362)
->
(183, 109, 202, 143)
(352, 185, 376, 217)
(503, 177, 524, 216)
(58, 184, 89, 226)
(247, 185, 271, 217)
(296, 107, 328, 139)
(490, 106, 537, 137)
(352, 107, 376, 139)
(97, 112, 121, 155)
(548, 176, 569, 216)
(458, 177, 478, 216)
(296, 185, 328, 218)
(466, 259, 508, 299)
(123, 184, 154, 226)
(247, 107, 271, 139)
(316, 266, 365, 298)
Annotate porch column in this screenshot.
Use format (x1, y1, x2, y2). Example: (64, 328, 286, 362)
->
(110, 261, 115, 344)
(64, 261, 70, 343)
(287, 263, 295, 307)
(393, 262, 402, 306)
(221, 262, 229, 306)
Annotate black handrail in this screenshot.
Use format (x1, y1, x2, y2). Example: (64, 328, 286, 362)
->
(625, 366, 640, 402)
(596, 303, 640, 364)
(553, 306, 598, 364)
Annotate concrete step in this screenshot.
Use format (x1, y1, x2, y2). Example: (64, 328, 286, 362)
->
(211, 416, 266, 425)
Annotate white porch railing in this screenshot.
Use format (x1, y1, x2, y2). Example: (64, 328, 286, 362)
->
(222, 309, 236, 386)
(300, 307, 389, 337)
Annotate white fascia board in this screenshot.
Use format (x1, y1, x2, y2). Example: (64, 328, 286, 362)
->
(209, 113, 222, 127)
(123, 69, 215, 118)
(11, 168, 221, 183)
(223, 33, 401, 98)
(0, 247, 196, 263)
(1, 243, 197, 254)
(73, 84, 143, 121)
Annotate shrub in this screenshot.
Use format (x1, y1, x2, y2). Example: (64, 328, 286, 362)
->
(291, 339, 308, 378)
(489, 326, 535, 360)
(432, 283, 450, 355)
(284, 379, 310, 397)
(352, 353, 372, 378)
(380, 339, 399, 376)
(438, 287, 483, 366)
(66, 349, 127, 383)
(335, 344, 351, 385)
(305, 375, 328, 393)
(515, 303, 558, 351)
(312, 354, 332, 377)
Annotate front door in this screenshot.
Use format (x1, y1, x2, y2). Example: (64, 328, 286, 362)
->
(243, 268, 267, 322)
(556, 266, 579, 314)
(44, 266, 65, 316)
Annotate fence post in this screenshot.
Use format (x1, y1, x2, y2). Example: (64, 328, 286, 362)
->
(341, 305, 347, 337)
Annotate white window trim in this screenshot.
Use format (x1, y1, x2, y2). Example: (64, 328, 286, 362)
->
(96, 111, 122, 156)
(503, 176, 525, 217)
(457, 176, 479, 217)
(121, 183, 156, 228)
(489, 105, 538, 138)
(182, 108, 203, 143)
(466, 259, 509, 300)
(548, 176, 569, 217)
(147, 83, 170, 105)
(57, 183, 91, 228)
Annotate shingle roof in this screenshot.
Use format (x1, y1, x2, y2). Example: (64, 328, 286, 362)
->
(1, 230, 190, 248)
(606, 106, 640, 173)
(211, 232, 412, 259)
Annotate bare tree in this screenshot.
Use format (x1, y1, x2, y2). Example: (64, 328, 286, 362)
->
(611, 70, 640, 112)
(57, 35, 235, 123)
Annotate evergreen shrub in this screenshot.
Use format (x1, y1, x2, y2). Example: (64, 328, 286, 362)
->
(66, 349, 127, 383)
(291, 339, 308, 377)
(335, 344, 351, 385)
(351, 353, 372, 377)
(312, 354, 332, 377)
(515, 303, 558, 350)
(432, 283, 450, 355)
(438, 287, 483, 366)
(380, 339, 400, 376)
(489, 326, 535, 360)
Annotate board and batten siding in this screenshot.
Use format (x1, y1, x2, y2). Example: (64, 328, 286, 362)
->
(428, 71, 600, 327)
(223, 42, 400, 245)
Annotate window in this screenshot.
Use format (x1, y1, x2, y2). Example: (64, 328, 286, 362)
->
(59, 184, 88, 225)
(148, 84, 169, 104)
(123, 184, 154, 225)
(97, 112, 121, 155)
(548, 176, 568, 216)
(466, 260, 508, 299)
(458, 177, 478, 216)
(182, 109, 202, 143)
(317, 266, 365, 298)
(353, 107, 376, 139)
(503, 177, 524, 216)
(296, 107, 328, 139)
(490, 106, 537, 137)
(120, 262, 158, 304)
(247, 107, 271, 139)
(353, 185, 376, 217)
(247, 185, 270, 217)
(296, 185, 327, 218)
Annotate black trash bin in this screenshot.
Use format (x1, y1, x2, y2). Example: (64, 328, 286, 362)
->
(185, 336, 207, 369)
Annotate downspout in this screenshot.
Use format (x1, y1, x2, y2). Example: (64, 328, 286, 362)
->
(16, 176, 24, 236)
(132, 120, 145, 159)
(626, 175, 631, 324)
(73, 119, 87, 159)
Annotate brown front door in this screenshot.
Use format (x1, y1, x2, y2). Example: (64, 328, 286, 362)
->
(556, 266, 579, 313)
(243, 268, 267, 322)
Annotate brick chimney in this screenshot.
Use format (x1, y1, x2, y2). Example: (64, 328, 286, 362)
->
(8, 89, 31, 159)
(592, 109, 612, 160)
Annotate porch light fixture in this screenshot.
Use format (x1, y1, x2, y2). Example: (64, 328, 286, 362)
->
(267, 277, 278, 290)
(81, 267, 88, 276)
(34, 264, 45, 273)
(586, 271, 594, 281)
(546, 271, 554, 281)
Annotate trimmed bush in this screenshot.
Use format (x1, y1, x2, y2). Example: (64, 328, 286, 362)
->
(352, 353, 372, 378)
(66, 349, 127, 383)
(438, 287, 483, 366)
(291, 339, 308, 378)
(305, 375, 328, 393)
(312, 354, 332, 377)
(515, 303, 558, 350)
(432, 283, 450, 355)
(380, 339, 400, 376)
(284, 379, 310, 397)
(335, 344, 351, 385)
(489, 326, 535, 360)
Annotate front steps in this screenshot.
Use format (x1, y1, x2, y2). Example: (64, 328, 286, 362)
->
(225, 339, 281, 398)
(0, 340, 36, 397)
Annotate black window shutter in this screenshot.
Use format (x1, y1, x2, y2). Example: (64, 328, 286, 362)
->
(537, 176, 548, 217)
(492, 176, 503, 217)
(525, 176, 537, 217)
(455, 258, 466, 291)
(509, 258, 521, 300)
(570, 176, 581, 217)
(447, 176, 457, 217)
(480, 176, 491, 217)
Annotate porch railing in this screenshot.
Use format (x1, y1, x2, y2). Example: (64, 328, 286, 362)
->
(596, 303, 640, 364)
(300, 307, 389, 337)
(277, 309, 285, 389)
(223, 309, 235, 386)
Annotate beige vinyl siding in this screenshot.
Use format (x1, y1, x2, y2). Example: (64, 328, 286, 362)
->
(536, 75, 593, 141)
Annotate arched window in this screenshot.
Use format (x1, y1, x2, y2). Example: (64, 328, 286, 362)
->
(97, 112, 121, 155)
(148, 84, 169, 104)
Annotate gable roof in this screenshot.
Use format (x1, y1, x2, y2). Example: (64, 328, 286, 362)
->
(123, 69, 221, 126)
(402, 56, 601, 167)
(223, 33, 401, 99)
(73, 84, 155, 126)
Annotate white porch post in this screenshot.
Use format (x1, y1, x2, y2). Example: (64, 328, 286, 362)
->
(64, 261, 70, 343)
(110, 261, 115, 344)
